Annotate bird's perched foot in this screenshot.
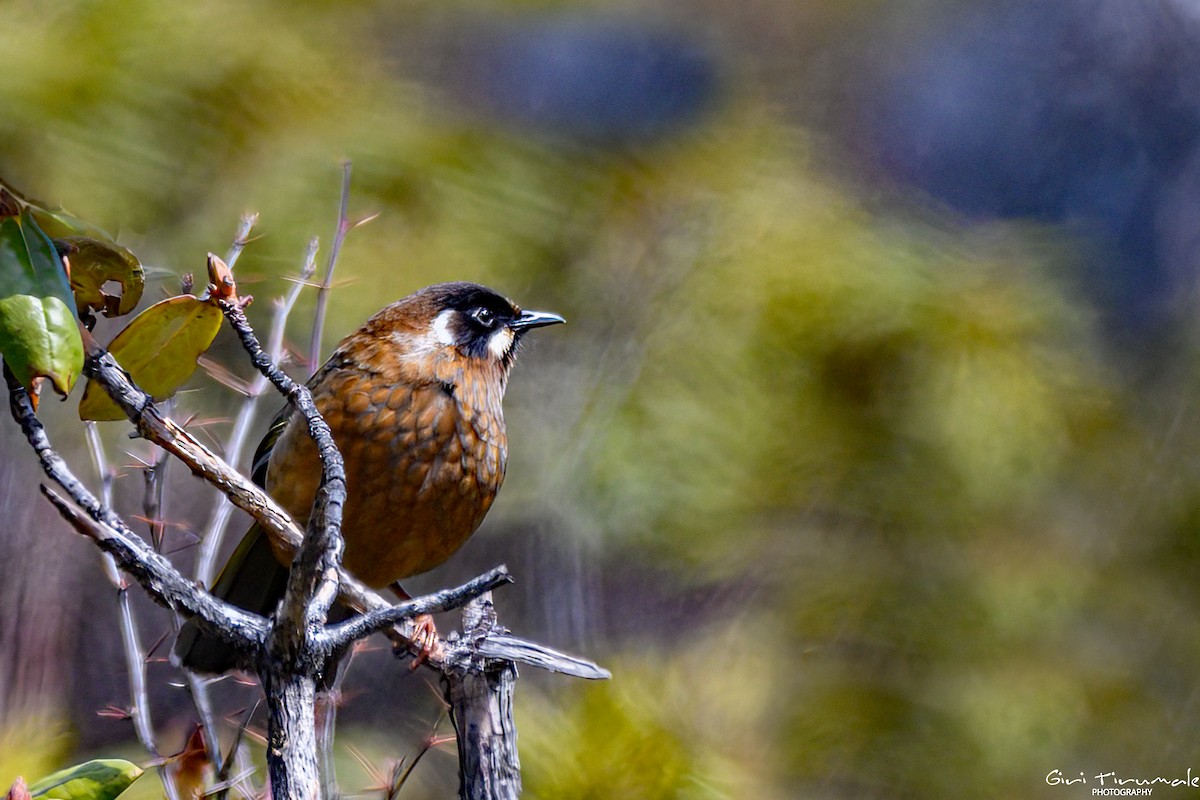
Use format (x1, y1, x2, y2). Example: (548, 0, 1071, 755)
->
(407, 613, 441, 670)
(390, 582, 443, 669)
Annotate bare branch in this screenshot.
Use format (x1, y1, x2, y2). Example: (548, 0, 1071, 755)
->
(79, 333, 311, 566)
(213, 264, 347, 799)
(308, 161, 352, 375)
(187, 234, 320, 782)
(223, 212, 259, 271)
(84, 424, 173, 784)
(38, 483, 265, 653)
(472, 634, 611, 680)
(321, 567, 514, 655)
(196, 236, 319, 586)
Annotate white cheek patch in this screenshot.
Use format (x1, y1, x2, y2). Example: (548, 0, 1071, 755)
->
(432, 309, 457, 346)
(488, 327, 515, 360)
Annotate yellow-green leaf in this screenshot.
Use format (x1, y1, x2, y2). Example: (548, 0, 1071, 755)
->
(0, 202, 84, 400)
(0, 178, 144, 320)
(3, 180, 110, 243)
(27, 759, 143, 800)
(60, 237, 144, 319)
(79, 295, 222, 421)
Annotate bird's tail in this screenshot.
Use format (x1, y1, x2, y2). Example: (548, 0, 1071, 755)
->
(174, 523, 289, 674)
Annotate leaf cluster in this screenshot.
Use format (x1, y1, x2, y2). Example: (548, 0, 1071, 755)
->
(0, 179, 224, 417)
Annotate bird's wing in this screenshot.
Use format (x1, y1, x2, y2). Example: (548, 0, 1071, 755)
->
(251, 403, 292, 488)
(248, 353, 351, 487)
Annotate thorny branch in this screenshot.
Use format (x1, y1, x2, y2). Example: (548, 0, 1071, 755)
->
(211, 283, 346, 668)
(6, 370, 268, 660)
(83, 423, 183, 800)
(189, 227, 317, 783)
(322, 567, 513, 655)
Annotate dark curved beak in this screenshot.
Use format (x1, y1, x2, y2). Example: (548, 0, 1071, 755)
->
(510, 309, 566, 332)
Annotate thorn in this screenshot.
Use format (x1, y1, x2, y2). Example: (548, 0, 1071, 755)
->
(165, 538, 200, 556)
(126, 452, 155, 469)
(97, 704, 133, 720)
(350, 211, 381, 230)
(197, 355, 253, 396)
(346, 745, 388, 788)
(144, 629, 171, 660)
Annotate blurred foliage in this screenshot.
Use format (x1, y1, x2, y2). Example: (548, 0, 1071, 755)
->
(520, 621, 788, 799)
(2, 1, 1200, 799)
(0, 717, 72, 795)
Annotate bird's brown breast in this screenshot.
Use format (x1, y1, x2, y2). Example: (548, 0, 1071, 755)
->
(264, 353, 507, 588)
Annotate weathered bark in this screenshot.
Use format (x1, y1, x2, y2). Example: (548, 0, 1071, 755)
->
(443, 596, 521, 800)
(262, 670, 321, 800)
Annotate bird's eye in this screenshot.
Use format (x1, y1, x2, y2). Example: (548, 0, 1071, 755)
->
(471, 307, 496, 328)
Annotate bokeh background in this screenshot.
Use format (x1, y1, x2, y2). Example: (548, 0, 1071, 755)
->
(3, 0, 1200, 797)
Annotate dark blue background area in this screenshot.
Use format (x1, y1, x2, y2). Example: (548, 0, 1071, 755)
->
(449, 16, 720, 144)
(855, 0, 1200, 331)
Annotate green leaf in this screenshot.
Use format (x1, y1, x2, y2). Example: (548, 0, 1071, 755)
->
(79, 294, 222, 421)
(27, 759, 143, 800)
(0, 201, 84, 400)
(60, 237, 144, 319)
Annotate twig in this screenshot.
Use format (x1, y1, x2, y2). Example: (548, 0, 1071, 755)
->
(308, 161, 352, 375)
(472, 634, 611, 680)
(142, 420, 171, 552)
(80, 337, 312, 565)
(316, 665, 346, 800)
(84, 424, 183, 800)
(321, 567, 513, 656)
(36, 482, 267, 662)
(184, 677, 225, 790)
(223, 213, 259, 272)
(187, 234, 320, 785)
(214, 267, 347, 799)
(196, 236, 318, 585)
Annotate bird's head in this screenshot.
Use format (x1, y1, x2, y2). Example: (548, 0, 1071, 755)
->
(364, 282, 565, 375)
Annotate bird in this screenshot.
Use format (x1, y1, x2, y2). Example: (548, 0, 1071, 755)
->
(175, 281, 564, 674)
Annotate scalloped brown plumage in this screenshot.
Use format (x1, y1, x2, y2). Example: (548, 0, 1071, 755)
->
(175, 282, 563, 674)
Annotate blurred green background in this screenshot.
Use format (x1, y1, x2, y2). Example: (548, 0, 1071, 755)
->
(4, 0, 1200, 798)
